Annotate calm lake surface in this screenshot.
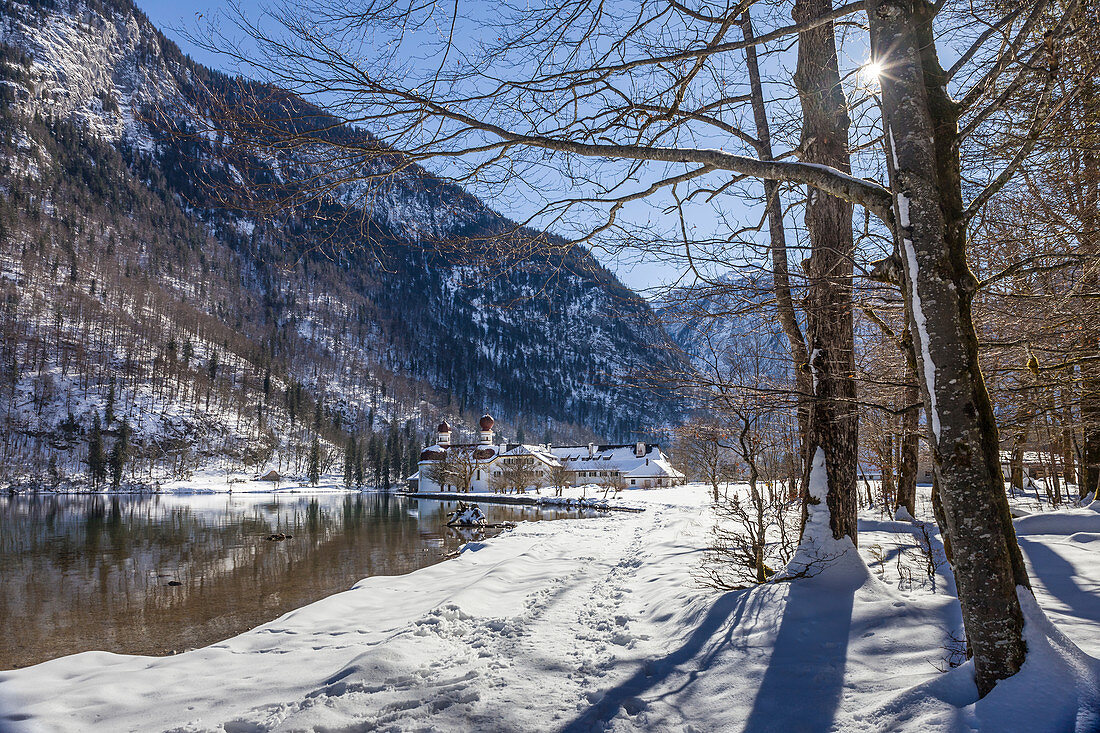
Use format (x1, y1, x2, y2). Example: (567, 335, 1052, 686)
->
(0, 492, 593, 669)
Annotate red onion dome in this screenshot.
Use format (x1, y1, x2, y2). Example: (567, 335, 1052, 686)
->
(437, 421, 451, 433)
(479, 414, 495, 431)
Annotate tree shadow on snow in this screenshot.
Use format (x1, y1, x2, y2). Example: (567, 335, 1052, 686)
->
(559, 571, 856, 733)
(559, 589, 758, 732)
(1018, 537, 1100, 623)
(740, 575, 856, 733)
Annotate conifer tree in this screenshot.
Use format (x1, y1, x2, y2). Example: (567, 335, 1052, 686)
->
(86, 411, 107, 488)
(354, 436, 365, 488)
(343, 435, 357, 489)
(369, 433, 382, 487)
(308, 435, 321, 486)
(108, 418, 130, 487)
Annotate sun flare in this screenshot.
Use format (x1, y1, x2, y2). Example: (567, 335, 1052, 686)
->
(862, 60, 884, 82)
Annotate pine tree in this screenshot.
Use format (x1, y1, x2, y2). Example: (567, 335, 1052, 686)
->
(207, 351, 219, 382)
(108, 418, 130, 487)
(387, 424, 402, 484)
(407, 441, 419, 482)
(343, 435, 357, 489)
(86, 412, 107, 488)
(308, 435, 321, 486)
(369, 433, 382, 487)
(354, 434, 365, 488)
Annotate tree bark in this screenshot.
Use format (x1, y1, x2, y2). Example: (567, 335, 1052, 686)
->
(792, 0, 859, 544)
(1083, 359, 1100, 498)
(881, 432, 895, 504)
(1061, 386, 1077, 491)
(1010, 425, 1029, 492)
(869, 0, 1030, 696)
(896, 380, 920, 517)
(1079, 54, 1100, 499)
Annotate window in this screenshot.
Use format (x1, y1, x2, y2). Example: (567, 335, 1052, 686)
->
(630, 479, 636, 485)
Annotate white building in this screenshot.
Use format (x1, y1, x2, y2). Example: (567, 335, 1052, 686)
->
(414, 416, 502, 493)
(412, 414, 684, 492)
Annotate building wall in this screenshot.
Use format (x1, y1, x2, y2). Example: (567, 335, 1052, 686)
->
(419, 446, 684, 491)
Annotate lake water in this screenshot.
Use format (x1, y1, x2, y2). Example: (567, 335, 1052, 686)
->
(0, 492, 592, 669)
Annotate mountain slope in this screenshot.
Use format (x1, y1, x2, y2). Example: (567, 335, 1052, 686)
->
(654, 272, 790, 381)
(0, 0, 684, 486)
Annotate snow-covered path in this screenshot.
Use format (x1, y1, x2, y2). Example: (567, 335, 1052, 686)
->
(2, 485, 1099, 732)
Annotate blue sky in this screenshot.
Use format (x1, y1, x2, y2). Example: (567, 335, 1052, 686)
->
(136, 1, 226, 70)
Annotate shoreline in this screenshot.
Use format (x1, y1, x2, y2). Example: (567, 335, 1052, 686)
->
(403, 490, 647, 513)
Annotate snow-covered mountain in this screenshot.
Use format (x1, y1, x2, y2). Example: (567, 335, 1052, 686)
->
(0, 0, 684, 485)
(653, 272, 790, 383)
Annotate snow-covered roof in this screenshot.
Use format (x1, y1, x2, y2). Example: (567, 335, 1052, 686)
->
(496, 444, 561, 468)
(998, 450, 1056, 464)
(418, 441, 684, 480)
(549, 444, 684, 480)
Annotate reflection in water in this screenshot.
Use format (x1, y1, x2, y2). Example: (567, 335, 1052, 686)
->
(0, 492, 591, 669)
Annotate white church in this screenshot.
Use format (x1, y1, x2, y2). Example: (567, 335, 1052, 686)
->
(409, 415, 684, 493)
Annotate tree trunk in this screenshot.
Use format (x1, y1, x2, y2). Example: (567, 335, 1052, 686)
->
(882, 432, 895, 506)
(1061, 386, 1077, 492)
(929, 472, 953, 562)
(792, 0, 859, 545)
(1083, 363, 1100, 499)
(869, 0, 1030, 696)
(896, 381, 920, 518)
(1010, 427, 1028, 492)
(1079, 62, 1100, 500)
(741, 13, 813, 483)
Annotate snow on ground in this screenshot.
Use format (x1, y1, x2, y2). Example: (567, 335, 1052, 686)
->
(1, 485, 1099, 732)
(153, 470, 363, 496)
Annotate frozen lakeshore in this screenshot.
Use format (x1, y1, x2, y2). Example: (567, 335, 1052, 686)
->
(1, 484, 1099, 732)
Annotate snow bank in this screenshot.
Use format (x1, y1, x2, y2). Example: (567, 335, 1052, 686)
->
(894, 505, 916, 522)
(1014, 502, 1100, 537)
(784, 448, 873, 588)
(868, 588, 1100, 733)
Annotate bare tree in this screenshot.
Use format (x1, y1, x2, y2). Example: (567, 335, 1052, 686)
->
(492, 456, 539, 494)
(449, 447, 479, 493)
(700, 482, 801, 588)
(547, 459, 571, 497)
(675, 422, 735, 501)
